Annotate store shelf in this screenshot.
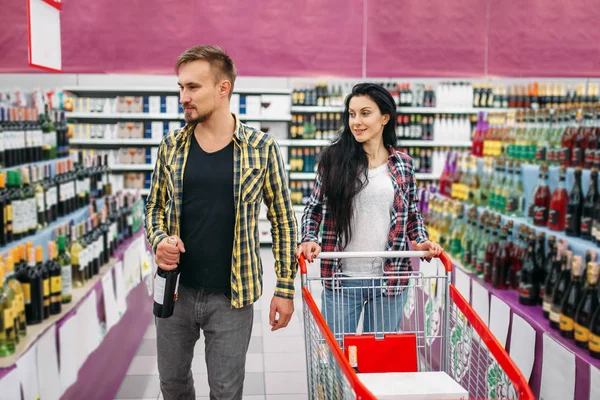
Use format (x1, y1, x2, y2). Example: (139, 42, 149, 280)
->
(70, 138, 161, 147)
(238, 114, 292, 122)
(398, 107, 521, 114)
(124, 188, 150, 196)
(291, 105, 522, 115)
(278, 139, 331, 147)
(110, 164, 154, 172)
(448, 254, 600, 371)
(66, 112, 182, 121)
(290, 106, 344, 113)
(289, 172, 316, 180)
(398, 140, 472, 147)
(0, 230, 144, 369)
(415, 173, 441, 180)
(1, 155, 73, 174)
(64, 87, 291, 96)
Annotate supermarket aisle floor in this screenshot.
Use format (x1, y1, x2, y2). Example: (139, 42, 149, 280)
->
(116, 246, 322, 400)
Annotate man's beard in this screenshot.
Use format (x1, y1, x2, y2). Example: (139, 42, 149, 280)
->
(184, 107, 213, 124)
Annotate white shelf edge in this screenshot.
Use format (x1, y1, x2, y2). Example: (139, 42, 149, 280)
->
(70, 138, 162, 146)
(291, 106, 523, 114)
(398, 140, 472, 147)
(289, 172, 316, 180)
(66, 112, 290, 122)
(290, 106, 344, 113)
(124, 188, 150, 196)
(111, 164, 154, 172)
(278, 139, 331, 147)
(415, 173, 441, 180)
(64, 87, 291, 95)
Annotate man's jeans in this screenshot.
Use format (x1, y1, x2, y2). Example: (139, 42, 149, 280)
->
(322, 277, 406, 339)
(156, 284, 254, 400)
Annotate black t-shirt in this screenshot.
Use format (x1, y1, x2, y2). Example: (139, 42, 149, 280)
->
(179, 135, 235, 293)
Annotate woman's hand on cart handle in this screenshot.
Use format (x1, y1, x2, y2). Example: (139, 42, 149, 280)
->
(295, 241, 322, 263)
(413, 240, 443, 258)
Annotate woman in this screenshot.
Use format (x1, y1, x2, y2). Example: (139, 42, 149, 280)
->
(296, 83, 442, 336)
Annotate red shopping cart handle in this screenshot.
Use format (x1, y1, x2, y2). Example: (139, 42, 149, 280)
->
(297, 251, 452, 275)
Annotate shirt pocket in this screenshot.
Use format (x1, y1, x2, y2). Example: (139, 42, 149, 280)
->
(240, 167, 265, 203)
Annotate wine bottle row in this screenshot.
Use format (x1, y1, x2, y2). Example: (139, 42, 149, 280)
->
(425, 198, 600, 358)
(472, 108, 600, 170)
(0, 154, 112, 248)
(0, 192, 139, 357)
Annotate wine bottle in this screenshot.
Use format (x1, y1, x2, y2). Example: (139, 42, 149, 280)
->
(542, 238, 559, 318)
(574, 262, 599, 348)
(590, 302, 600, 358)
(550, 250, 572, 329)
(581, 168, 599, 240)
(519, 234, 541, 305)
(565, 167, 583, 237)
(153, 237, 181, 319)
(560, 255, 584, 338)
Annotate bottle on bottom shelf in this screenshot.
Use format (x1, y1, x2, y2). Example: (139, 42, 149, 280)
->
(574, 262, 599, 349)
(559, 255, 584, 339)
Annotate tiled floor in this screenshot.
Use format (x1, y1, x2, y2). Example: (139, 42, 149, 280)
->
(116, 247, 323, 400)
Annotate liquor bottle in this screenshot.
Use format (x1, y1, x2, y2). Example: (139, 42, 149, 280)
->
(58, 235, 72, 304)
(538, 234, 554, 303)
(153, 237, 181, 319)
(506, 162, 525, 217)
(24, 247, 43, 325)
(574, 262, 599, 348)
(37, 246, 50, 320)
(449, 203, 465, 258)
(100, 208, 110, 264)
(492, 225, 511, 289)
(48, 242, 61, 315)
(509, 226, 526, 290)
(4, 256, 26, 338)
(45, 164, 57, 224)
(581, 168, 598, 240)
(528, 164, 551, 226)
(2, 256, 21, 346)
(474, 214, 490, 278)
(550, 250, 572, 329)
(0, 262, 16, 356)
(565, 167, 583, 237)
(520, 234, 539, 305)
(0, 173, 7, 246)
(560, 255, 584, 339)
(70, 226, 85, 288)
(33, 166, 46, 231)
(548, 167, 568, 231)
(484, 219, 500, 283)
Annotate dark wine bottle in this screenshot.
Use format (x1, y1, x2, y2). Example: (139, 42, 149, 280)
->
(574, 262, 599, 348)
(542, 239, 560, 318)
(519, 234, 541, 305)
(590, 304, 600, 358)
(550, 250, 572, 329)
(581, 168, 598, 240)
(565, 167, 583, 237)
(153, 237, 181, 319)
(560, 255, 584, 339)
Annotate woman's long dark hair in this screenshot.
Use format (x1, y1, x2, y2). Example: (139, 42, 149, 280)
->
(319, 83, 398, 247)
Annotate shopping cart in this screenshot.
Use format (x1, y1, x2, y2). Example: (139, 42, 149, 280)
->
(299, 250, 534, 400)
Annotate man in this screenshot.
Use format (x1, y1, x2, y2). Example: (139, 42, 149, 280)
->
(145, 45, 298, 400)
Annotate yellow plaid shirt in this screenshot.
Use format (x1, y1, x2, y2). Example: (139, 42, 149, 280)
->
(145, 114, 298, 308)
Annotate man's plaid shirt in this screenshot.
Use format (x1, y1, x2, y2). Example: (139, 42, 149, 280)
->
(145, 115, 298, 308)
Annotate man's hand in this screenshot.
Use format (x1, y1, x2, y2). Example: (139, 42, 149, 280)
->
(295, 241, 321, 263)
(155, 236, 186, 270)
(413, 240, 443, 258)
(269, 296, 294, 331)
